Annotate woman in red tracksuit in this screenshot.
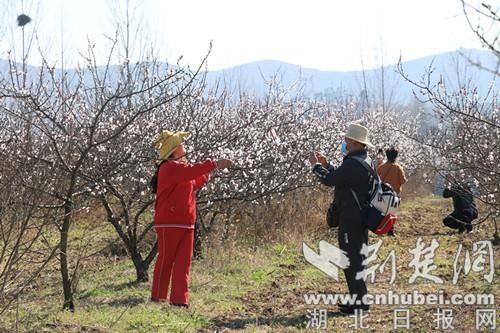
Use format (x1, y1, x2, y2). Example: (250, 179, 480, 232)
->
(151, 131, 232, 306)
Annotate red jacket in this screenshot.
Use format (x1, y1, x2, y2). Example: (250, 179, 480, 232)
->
(154, 159, 217, 227)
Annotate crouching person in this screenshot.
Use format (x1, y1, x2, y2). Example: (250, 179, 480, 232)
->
(442, 177, 477, 234)
(150, 130, 232, 307)
(309, 123, 374, 315)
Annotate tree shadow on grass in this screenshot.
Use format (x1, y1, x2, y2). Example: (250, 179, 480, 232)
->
(78, 280, 144, 301)
(103, 296, 145, 307)
(210, 311, 346, 330)
(102, 280, 144, 292)
(78, 293, 147, 308)
(428, 231, 453, 236)
(428, 231, 454, 236)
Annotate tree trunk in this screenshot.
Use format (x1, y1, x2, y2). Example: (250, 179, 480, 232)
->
(493, 217, 499, 245)
(131, 251, 149, 283)
(193, 218, 204, 260)
(60, 200, 74, 311)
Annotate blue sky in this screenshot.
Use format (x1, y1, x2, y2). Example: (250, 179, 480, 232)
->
(0, 0, 485, 71)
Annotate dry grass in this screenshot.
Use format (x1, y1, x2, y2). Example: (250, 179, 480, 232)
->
(1, 190, 498, 332)
(198, 187, 499, 332)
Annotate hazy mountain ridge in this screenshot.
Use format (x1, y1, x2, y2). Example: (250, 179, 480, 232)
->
(203, 49, 498, 101)
(1, 48, 497, 102)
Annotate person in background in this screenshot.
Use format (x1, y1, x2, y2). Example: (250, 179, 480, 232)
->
(442, 176, 477, 233)
(376, 148, 385, 168)
(309, 123, 374, 315)
(377, 147, 407, 237)
(150, 130, 232, 307)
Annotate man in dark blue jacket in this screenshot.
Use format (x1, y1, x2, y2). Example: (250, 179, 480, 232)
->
(309, 123, 374, 315)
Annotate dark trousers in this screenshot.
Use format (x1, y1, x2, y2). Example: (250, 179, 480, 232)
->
(338, 212, 369, 305)
(443, 213, 473, 232)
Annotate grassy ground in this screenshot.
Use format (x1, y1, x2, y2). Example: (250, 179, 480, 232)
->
(1, 195, 499, 332)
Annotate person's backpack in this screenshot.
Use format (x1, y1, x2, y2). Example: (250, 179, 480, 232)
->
(348, 155, 400, 235)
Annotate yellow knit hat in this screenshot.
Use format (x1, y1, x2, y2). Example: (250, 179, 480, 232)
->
(155, 130, 190, 160)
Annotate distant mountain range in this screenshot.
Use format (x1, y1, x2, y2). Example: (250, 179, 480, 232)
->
(203, 48, 498, 102)
(1, 48, 497, 103)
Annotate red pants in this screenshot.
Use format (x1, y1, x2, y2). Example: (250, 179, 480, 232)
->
(151, 227, 194, 305)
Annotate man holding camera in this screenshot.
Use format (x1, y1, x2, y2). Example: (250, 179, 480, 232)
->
(309, 123, 374, 314)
